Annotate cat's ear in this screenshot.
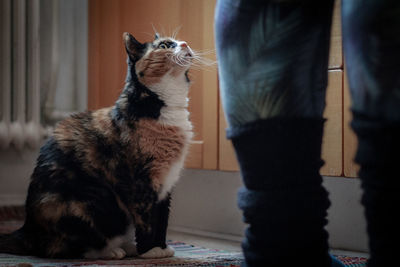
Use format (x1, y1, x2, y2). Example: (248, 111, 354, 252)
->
(123, 32, 144, 58)
(154, 33, 160, 40)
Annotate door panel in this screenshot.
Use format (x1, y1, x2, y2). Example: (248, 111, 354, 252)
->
(89, 0, 218, 169)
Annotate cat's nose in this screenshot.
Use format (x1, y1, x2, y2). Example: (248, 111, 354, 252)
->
(180, 42, 188, 48)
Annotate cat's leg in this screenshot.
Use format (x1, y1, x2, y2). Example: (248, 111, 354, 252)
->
(60, 187, 133, 260)
(121, 242, 138, 257)
(51, 215, 120, 260)
(120, 224, 138, 257)
(153, 193, 172, 252)
(29, 219, 124, 260)
(136, 194, 174, 258)
(83, 227, 135, 260)
(139, 246, 174, 259)
(83, 221, 134, 260)
(84, 225, 136, 260)
(85, 247, 126, 260)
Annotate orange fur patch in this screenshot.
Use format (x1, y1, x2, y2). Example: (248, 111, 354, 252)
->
(136, 119, 186, 191)
(92, 107, 113, 135)
(37, 197, 91, 256)
(90, 107, 120, 184)
(68, 201, 94, 226)
(53, 118, 79, 151)
(53, 110, 119, 184)
(36, 193, 67, 224)
(135, 50, 173, 86)
(36, 194, 94, 227)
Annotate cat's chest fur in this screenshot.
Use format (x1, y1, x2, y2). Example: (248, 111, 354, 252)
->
(132, 108, 192, 200)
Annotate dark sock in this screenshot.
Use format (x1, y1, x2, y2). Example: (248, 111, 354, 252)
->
(352, 113, 400, 267)
(228, 117, 332, 267)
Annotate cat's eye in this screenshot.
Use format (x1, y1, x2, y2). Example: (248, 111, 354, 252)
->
(159, 43, 168, 49)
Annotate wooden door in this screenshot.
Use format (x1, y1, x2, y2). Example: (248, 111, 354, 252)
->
(320, 70, 343, 176)
(89, 0, 218, 169)
(320, 0, 343, 176)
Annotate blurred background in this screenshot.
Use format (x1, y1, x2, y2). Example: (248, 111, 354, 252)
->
(0, 0, 88, 201)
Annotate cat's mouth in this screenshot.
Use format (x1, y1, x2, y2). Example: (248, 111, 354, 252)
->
(166, 49, 193, 67)
(181, 46, 193, 58)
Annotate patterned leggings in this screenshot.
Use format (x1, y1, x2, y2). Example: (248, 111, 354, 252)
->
(215, 0, 400, 126)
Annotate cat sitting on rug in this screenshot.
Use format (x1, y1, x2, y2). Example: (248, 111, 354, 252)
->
(0, 32, 194, 259)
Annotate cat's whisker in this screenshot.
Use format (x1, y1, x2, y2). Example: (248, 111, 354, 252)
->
(160, 26, 167, 39)
(164, 42, 217, 70)
(187, 49, 217, 68)
(144, 32, 156, 39)
(190, 55, 217, 68)
(151, 23, 158, 35)
(165, 53, 180, 65)
(191, 49, 216, 56)
(166, 53, 192, 67)
(171, 26, 182, 40)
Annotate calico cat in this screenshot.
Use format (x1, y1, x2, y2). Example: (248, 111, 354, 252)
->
(0, 32, 194, 259)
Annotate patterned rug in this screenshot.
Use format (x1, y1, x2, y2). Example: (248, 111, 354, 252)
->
(334, 255, 368, 267)
(0, 207, 368, 267)
(0, 217, 244, 267)
(0, 245, 368, 267)
(0, 241, 244, 267)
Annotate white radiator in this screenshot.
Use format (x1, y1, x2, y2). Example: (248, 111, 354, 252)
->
(0, 0, 44, 150)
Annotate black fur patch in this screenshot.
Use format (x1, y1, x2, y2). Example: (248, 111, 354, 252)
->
(185, 70, 190, 83)
(115, 44, 165, 122)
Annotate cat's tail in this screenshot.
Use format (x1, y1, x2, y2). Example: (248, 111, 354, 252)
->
(0, 228, 30, 255)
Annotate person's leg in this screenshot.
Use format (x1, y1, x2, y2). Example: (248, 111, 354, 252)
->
(215, 1, 343, 266)
(342, 1, 400, 266)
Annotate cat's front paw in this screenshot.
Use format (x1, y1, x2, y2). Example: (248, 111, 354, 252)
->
(108, 247, 127, 259)
(139, 245, 175, 258)
(85, 247, 127, 260)
(121, 242, 138, 257)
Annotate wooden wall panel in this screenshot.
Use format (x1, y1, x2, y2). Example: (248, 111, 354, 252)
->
(89, 0, 218, 169)
(201, 0, 219, 169)
(320, 70, 343, 176)
(343, 70, 360, 177)
(328, 0, 342, 70)
(89, 0, 125, 109)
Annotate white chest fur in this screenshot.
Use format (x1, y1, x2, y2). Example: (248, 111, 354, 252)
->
(158, 107, 192, 200)
(149, 72, 193, 200)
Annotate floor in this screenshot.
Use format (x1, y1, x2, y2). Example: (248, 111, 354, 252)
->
(0, 205, 369, 260)
(167, 230, 370, 258)
(168, 230, 242, 252)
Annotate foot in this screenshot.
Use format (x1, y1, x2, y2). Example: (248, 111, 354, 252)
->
(121, 242, 138, 257)
(105, 247, 127, 260)
(139, 245, 175, 258)
(85, 247, 127, 260)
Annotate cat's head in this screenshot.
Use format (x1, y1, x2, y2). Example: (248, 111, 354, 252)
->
(123, 32, 193, 88)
